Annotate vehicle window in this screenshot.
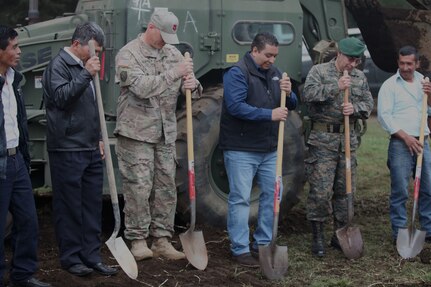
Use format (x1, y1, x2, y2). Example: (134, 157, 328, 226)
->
(232, 21, 294, 45)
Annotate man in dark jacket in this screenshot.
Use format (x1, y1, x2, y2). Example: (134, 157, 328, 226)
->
(42, 22, 117, 277)
(219, 32, 297, 267)
(0, 25, 50, 287)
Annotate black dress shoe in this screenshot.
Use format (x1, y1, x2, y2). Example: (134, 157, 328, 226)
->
(66, 264, 93, 277)
(10, 277, 51, 287)
(91, 263, 118, 276)
(233, 253, 259, 268)
(250, 246, 259, 259)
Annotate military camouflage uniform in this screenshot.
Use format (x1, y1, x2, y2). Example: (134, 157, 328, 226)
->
(302, 58, 373, 223)
(114, 35, 199, 240)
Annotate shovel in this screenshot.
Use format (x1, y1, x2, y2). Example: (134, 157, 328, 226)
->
(335, 70, 364, 260)
(396, 77, 429, 259)
(179, 52, 208, 271)
(259, 72, 289, 280)
(89, 40, 138, 279)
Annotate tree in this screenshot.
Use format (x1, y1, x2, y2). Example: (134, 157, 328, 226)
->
(0, 0, 78, 27)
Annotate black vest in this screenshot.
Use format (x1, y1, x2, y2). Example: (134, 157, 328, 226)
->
(219, 53, 282, 152)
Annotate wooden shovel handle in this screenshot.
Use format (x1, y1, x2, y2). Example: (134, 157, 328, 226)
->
(416, 77, 430, 169)
(343, 70, 352, 195)
(274, 72, 288, 214)
(184, 52, 197, 228)
(413, 77, 430, 202)
(89, 40, 121, 241)
(88, 40, 118, 204)
(185, 52, 195, 198)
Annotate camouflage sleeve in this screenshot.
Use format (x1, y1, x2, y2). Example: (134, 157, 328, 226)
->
(302, 65, 339, 103)
(115, 48, 182, 99)
(351, 75, 374, 120)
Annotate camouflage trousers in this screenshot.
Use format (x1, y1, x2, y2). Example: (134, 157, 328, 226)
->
(305, 144, 357, 223)
(116, 135, 177, 240)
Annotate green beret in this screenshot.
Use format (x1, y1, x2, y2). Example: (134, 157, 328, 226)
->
(338, 37, 366, 57)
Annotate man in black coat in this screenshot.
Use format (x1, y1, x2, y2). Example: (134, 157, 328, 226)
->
(42, 22, 117, 277)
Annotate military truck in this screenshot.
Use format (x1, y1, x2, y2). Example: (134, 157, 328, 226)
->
(14, 0, 431, 227)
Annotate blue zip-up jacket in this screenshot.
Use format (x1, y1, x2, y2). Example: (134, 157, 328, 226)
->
(219, 52, 297, 152)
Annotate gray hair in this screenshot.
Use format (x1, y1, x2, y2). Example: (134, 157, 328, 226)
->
(72, 22, 105, 47)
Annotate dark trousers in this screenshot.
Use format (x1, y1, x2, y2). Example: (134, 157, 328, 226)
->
(49, 150, 103, 269)
(0, 152, 38, 284)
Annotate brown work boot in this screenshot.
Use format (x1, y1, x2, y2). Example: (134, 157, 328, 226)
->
(131, 239, 153, 261)
(151, 237, 186, 260)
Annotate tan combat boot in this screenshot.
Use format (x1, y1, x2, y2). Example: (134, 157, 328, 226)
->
(131, 239, 153, 261)
(151, 237, 186, 260)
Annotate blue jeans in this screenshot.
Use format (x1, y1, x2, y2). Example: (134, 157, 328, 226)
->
(224, 150, 280, 256)
(0, 152, 38, 283)
(387, 138, 431, 239)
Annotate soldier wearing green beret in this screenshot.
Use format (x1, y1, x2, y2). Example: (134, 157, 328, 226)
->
(302, 37, 374, 257)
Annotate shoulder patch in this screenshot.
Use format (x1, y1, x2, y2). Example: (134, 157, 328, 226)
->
(120, 71, 128, 82)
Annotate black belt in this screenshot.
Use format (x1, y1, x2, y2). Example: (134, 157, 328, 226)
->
(311, 122, 355, 133)
(391, 135, 429, 141)
(7, 147, 17, 156)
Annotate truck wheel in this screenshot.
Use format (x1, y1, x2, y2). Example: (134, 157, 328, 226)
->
(175, 86, 305, 227)
(346, 0, 378, 9)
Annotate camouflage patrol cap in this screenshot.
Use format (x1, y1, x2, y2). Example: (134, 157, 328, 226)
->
(150, 9, 179, 45)
(338, 37, 366, 57)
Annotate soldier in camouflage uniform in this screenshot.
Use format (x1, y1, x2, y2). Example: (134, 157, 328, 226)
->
(114, 9, 201, 261)
(302, 37, 373, 257)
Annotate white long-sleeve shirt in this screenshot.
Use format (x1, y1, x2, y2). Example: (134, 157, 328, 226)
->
(1, 68, 19, 149)
(377, 70, 430, 137)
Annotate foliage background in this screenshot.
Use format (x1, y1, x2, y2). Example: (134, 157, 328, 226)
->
(0, 0, 78, 27)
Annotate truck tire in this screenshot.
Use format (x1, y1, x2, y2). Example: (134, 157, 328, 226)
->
(175, 86, 305, 227)
(346, 0, 378, 9)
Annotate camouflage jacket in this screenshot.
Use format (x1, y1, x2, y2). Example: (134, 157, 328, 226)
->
(114, 35, 199, 144)
(302, 58, 374, 151)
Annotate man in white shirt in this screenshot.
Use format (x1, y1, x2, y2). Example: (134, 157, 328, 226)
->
(377, 45, 431, 243)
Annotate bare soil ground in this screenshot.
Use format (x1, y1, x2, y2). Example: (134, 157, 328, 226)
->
(4, 197, 279, 287)
(5, 181, 431, 287)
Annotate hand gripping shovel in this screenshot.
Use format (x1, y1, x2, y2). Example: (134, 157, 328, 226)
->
(89, 40, 138, 279)
(179, 52, 208, 270)
(335, 70, 364, 260)
(259, 73, 289, 280)
(396, 77, 429, 259)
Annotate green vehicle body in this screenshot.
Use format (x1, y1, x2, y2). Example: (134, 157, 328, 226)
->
(14, 0, 431, 226)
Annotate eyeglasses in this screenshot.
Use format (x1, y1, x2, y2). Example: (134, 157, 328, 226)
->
(343, 53, 362, 65)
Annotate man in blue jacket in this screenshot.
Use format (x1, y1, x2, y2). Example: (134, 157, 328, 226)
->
(219, 32, 297, 267)
(0, 25, 50, 287)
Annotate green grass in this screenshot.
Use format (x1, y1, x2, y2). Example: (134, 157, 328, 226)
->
(276, 117, 431, 287)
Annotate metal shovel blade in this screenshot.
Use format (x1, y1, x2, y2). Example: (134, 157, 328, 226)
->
(396, 227, 426, 259)
(106, 237, 138, 279)
(179, 229, 208, 270)
(259, 244, 288, 280)
(336, 225, 364, 260)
